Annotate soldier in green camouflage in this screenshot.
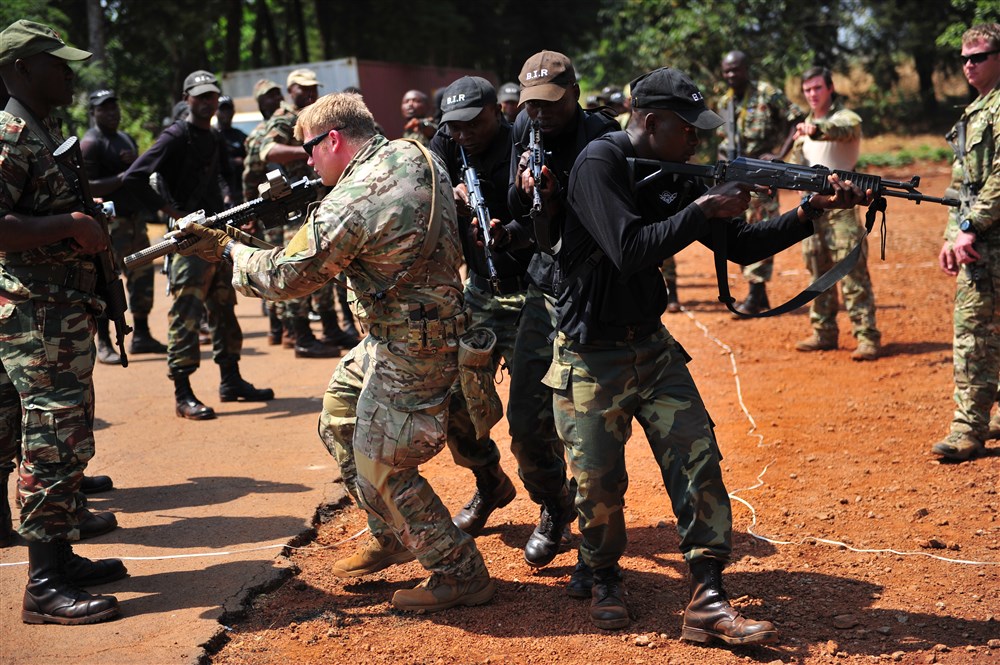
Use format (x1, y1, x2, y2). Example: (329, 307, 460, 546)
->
(0, 19, 127, 625)
(715, 51, 803, 315)
(933, 23, 1000, 461)
(179, 92, 495, 613)
(401, 89, 437, 145)
(789, 67, 881, 361)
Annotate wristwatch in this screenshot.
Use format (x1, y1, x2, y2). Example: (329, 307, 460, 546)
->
(959, 219, 978, 236)
(221, 242, 235, 264)
(799, 195, 824, 221)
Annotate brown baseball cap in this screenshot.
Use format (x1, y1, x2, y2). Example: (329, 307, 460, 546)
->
(287, 68, 321, 88)
(518, 50, 576, 104)
(0, 20, 91, 67)
(253, 78, 281, 99)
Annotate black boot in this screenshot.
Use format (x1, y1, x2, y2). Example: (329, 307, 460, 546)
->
(77, 508, 118, 540)
(173, 374, 216, 420)
(218, 360, 275, 402)
(293, 316, 340, 358)
(566, 552, 594, 599)
(524, 492, 575, 568)
(320, 311, 359, 348)
(590, 565, 629, 629)
(1, 461, 14, 548)
(681, 558, 778, 645)
(22, 540, 120, 625)
(665, 279, 681, 313)
(129, 316, 167, 354)
(56, 539, 128, 586)
(81, 474, 114, 494)
(452, 460, 517, 537)
(733, 282, 770, 317)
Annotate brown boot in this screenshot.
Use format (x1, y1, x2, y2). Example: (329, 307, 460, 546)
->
(22, 541, 120, 625)
(590, 565, 629, 629)
(931, 432, 985, 461)
(794, 333, 837, 352)
(452, 460, 516, 537)
(681, 558, 778, 645)
(331, 533, 415, 578)
(851, 339, 881, 362)
(391, 570, 495, 612)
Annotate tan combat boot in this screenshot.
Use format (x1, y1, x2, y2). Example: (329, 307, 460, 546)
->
(331, 533, 415, 578)
(391, 571, 495, 612)
(986, 412, 1000, 440)
(794, 333, 837, 352)
(851, 339, 881, 362)
(931, 432, 985, 461)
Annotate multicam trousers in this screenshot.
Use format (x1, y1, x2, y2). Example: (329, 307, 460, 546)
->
(318, 337, 487, 578)
(0, 300, 95, 541)
(544, 327, 733, 571)
(741, 192, 780, 283)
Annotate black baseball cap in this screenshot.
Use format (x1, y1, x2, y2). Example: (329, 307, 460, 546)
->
(183, 70, 220, 96)
(440, 76, 497, 124)
(498, 82, 520, 103)
(218, 95, 234, 108)
(629, 67, 722, 130)
(89, 89, 116, 107)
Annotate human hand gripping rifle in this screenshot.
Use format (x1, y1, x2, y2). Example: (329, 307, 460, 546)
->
(528, 119, 545, 219)
(123, 171, 322, 269)
(52, 136, 133, 367)
(459, 147, 500, 293)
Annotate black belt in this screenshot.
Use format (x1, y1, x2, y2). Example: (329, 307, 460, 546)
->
(468, 272, 528, 296)
(3, 263, 99, 295)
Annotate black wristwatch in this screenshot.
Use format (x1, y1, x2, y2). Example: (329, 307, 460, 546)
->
(221, 242, 235, 264)
(959, 219, 978, 236)
(799, 195, 824, 221)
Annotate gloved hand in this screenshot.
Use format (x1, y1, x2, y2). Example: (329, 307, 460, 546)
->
(171, 220, 233, 263)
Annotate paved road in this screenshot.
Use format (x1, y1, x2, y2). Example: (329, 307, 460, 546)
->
(1, 267, 347, 664)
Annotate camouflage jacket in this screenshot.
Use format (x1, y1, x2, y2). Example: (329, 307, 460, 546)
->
(0, 110, 100, 315)
(257, 101, 316, 183)
(242, 118, 269, 202)
(945, 83, 1000, 237)
(232, 135, 464, 332)
(715, 79, 802, 158)
(402, 117, 437, 146)
(789, 98, 862, 171)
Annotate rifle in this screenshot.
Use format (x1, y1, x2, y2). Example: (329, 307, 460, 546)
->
(723, 96, 742, 161)
(459, 146, 500, 293)
(124, 171, 321, 268)
(947, 120, 986, 289)
(53, 137, 133, 367)
(528, 119, 545, 219)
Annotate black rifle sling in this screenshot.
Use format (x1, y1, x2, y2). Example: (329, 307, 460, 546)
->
(714, 196, 887, 318)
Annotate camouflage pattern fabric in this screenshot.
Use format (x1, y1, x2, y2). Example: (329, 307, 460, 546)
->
(505, 285, 573, 504)
(402, 118, 436, 147)
(232, 135, 485, 577)
(0, 110, 101, 541)
(242, 119, 269, 203)
(166, 254, 242, 378)
(109, 213, 155, 316)
(544, 329, 733, 570)
(943, 84, 1000, 438)
(258, 102, 315, 184)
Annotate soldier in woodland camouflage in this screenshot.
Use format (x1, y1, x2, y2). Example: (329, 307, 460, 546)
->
(933, 23, 1000, 461)
(179, 92, 496, 613)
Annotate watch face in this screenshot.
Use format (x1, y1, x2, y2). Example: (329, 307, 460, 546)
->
(960, 220, 974, 233)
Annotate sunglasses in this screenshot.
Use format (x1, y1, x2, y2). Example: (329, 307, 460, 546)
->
(302, 126, 345, 157)
(960, 49, 1000, 65)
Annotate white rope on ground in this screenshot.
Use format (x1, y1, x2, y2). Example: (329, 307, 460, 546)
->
(0, 526, 371, 568)
(678, 306, 1000, 567)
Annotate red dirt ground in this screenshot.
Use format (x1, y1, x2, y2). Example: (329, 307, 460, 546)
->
(208, 162, 999, 665)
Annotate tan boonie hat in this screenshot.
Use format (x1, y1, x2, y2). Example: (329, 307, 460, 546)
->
(287, 68, 321, 88)
(253, 78, 280, 99)
(518, 50, 576, 105)
(0, 19, 91, 67)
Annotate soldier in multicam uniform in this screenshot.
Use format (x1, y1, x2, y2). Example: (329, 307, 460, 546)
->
(551, 67, 868, 640)
(179, 92, 496, 612)
(715, 51, 803, 315)
(0, 19, 127, 624)
(933, 23, 1000, 461)
(257, 68, 340, 358)
(789, 66, 881, 361)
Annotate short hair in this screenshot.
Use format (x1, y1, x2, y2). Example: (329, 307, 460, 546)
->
(294, 92, 375, 145)
(963, 23, 1000, 50)
(801, 66, 834, 87)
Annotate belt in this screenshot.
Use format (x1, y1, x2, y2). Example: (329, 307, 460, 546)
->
(368, 308, 471, 349)
(3, 263, 99, 295)
(596, 321, 663, 343)
(468, 272, 528, 296)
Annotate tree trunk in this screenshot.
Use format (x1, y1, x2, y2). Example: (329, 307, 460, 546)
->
(912, 49, 939, 116)
(291, 0, 308, 62)
(224, 0, 244, 72)
(85, 0, 106, 77)
(314, 0, 335, 59)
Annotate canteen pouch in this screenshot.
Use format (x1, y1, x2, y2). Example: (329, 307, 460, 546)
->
(457, 328, 502, 440)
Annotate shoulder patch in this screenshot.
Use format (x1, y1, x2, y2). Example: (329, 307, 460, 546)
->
(0, 113, 27, 146)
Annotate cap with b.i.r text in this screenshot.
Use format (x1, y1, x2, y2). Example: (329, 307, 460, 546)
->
(629, 67, 723, 130)
(518, 50, 576, 105)
(183, 70, 221, 96)
(440, 76, 497, 124)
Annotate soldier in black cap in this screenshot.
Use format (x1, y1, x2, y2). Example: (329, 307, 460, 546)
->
(497, 81, 520, 123)
(550, 66, 870, 641)
(215, 95, 247, 204)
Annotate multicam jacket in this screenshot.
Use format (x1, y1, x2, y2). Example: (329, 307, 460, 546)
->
(242, 119, 269, 202)
(232, 135, 464, 331)
(790, 97, 863, 172)
(257, 101, 316, 183)
(946, 83, 1000, 237)
(0, 111, 100, 317)
(715, 79, 802, 158)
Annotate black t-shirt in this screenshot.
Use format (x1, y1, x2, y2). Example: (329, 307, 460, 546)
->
(219, 125, 247, 203)
(429, 121, 532, 283)
(559, 131, 815, 344)
(80, 126, 146, 216)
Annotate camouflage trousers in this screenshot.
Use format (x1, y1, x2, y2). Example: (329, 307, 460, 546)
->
(317, 337, 487, 578)
(544, 328, 733, 570)
(950, 237, 1000, 438)
(506, 285, 572, 504)
(166, 254, 243, 378)
(740, 192, 780, 284)
(445, 281, 525, 469)
(109, 213, 156, 316)
(802, 208, 880, 343)
(0, 300, 95, 541)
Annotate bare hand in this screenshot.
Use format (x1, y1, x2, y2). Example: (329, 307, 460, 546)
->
(520, 163, 557, 202)
(67, 212, 107, 254)
(939, 231, 979, 275)
(810, 173, 873, 211)
(471, 217, 508, 248)
(453, 183, 471, 214)
(793, 121, 818, 140)
(695, 181, 762, 218)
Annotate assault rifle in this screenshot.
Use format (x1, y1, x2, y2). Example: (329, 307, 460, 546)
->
(528, 119, 545, 219)
(627, 155, 960, 208)
(124, 171, 321, 268)
(53, 136, 133, 367)
(459, 146, 500, 293)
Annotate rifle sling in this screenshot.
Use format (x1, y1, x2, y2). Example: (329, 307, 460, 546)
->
(5, 97, 82, 198)
(714, 196, 886, 318)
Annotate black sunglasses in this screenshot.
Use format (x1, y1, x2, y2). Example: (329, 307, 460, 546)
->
(302, 126, 345, 157)
(960, 49, 1000, 65)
